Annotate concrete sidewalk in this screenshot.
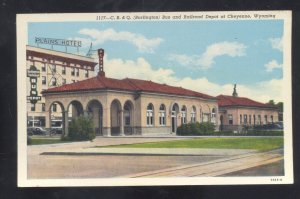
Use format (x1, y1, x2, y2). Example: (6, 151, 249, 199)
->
(41, 148, 257, 156)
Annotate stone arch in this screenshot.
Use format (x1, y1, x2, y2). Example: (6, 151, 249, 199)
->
(110, 99, 122, 136)
(86, 99, 103, 136)
(124, 100, 134, 135)
(48, 101, 66, 135)
(171, 103, 180, 133)
(67, 100, 84, 120)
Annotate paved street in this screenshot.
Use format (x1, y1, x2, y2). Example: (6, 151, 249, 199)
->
(27, 137, 284, 179)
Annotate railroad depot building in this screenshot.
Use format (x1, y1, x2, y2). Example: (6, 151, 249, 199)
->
(26, 45, 97, 127)
(42, 50, 219, 136)
(217, 89, 279, 131)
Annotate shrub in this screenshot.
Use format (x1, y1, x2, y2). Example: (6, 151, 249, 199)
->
(65, 116, 95, 141)
(177, 122, 215, 135)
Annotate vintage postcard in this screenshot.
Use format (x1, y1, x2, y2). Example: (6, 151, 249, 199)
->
(17, 11, 293, 187)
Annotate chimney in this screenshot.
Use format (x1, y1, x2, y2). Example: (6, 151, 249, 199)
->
(97, 48, 105, 77)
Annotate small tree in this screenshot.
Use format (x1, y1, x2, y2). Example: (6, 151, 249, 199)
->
(67, 116, 95, 141)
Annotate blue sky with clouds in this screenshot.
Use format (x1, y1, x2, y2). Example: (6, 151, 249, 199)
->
(28, 20, 284, 102)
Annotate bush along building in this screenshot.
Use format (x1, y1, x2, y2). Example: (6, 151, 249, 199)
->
(42, 49, 219, 136)
(217, 84, 279, 132)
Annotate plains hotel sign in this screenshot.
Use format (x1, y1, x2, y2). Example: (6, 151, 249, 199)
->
(27, 65, 41, 104)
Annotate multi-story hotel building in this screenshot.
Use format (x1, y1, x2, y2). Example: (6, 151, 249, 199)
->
(26, 45, 97, 127)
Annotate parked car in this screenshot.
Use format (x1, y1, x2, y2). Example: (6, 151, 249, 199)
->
(27, 127, 47, 135)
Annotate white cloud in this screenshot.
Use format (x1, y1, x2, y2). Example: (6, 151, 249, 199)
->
(265, 59, 283, 72)
(101, 54, 283, 102)
(75, 28, 163, 53)
(269, 37, 283, 52)
(169, 41, 246, 70)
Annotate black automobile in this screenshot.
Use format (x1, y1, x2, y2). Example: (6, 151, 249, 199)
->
(27, 127, 47, 135)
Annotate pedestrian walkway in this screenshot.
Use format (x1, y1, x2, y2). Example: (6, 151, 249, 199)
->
(120, 149, 283, 177)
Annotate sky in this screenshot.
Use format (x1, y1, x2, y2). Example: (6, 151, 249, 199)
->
(28, 20, 284, 103)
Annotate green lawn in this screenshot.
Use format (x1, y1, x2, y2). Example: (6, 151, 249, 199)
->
(28, 138, 71, 145)
(97, 137, 283, 151)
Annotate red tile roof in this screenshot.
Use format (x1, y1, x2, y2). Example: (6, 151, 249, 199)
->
(43, 76, 215, 100)
(217, 95, 276, 108)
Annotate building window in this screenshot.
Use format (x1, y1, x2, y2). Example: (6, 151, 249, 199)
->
(159, 104, 166, 126)
(181, 106, 187, 124)
(191, 106, 196, 123)
(42, 76, 46, 85)
(243, 114, 247, 124)
(228, 114, 233, 125)
(71, 68, 75, 76)
(51, 64, 56, 73)
(249, 115, 252, 125)
(42, 103, 45, 112)
(52, 104, 57, 112)
(62, 78, 66, 85)
(264, 115, 268, 124)
(85, 70, 89, 78)
(51, 78, 57, 86)
(124, 103, 131, 126)
(146, 103, 154, 126)
(258, 115, 261, 125)
(240, 114, 242, 124)
(199, 108, 202, 122)
(62, 66, 66, 75)
(253, 115, 256, 125)
(76, 68, 79, 76)
(271, 115, 274, 123)
(42, 63, 46, 72)
(211, 108, 216, 124)
(30, 103, 35, 111)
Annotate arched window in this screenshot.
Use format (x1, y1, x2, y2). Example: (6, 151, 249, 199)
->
(146, 103, 154, 126)
(240, 114, 242, 124)
(211, 108, 216, 124)
(181, 106, 187, 124)
(159, 104, 166, 126)
(271, 115, 274, 123)
(253, 115, 256, 125)
(191, 106, 196, 123)
(258, 115, 261, 125)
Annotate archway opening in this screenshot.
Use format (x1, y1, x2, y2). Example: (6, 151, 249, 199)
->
(110, 99, 122, 136)
(87, 100, 103, 136)
(171, 103, 179, 133)
(67, 101, 84, 122)
(49, 101, 65, 135)
(124, 100, 134, 135)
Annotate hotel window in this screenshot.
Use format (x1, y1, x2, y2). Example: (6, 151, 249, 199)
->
(228, 114, 233, 125)
(42, 63, 46, 72)
(51, 78, 57, 86)
(52, 104, 57, 112)
(181, 106, 187, 124)
(211, 108, 216, 124)
(51, 64, 56, 73)
(71, 68, 75, 76)
(146, 103, 154, 126)
(85, 70, 89, 78)
(264, 115, 268, 124)
(42, 76, 46, 85)
(190, 106, 196, 123)
(240, 114, 242, 124)
(62, 66, 66, 75)
(42, 103, 45, 112)
(159, 104, 166, 126)
(76, 68, 79, 76)
(258, 115, 261, 125)
(271, 115, 274, 123)
(243, 114, 247, 124)
(249, 115, 252, 125)
(62, 78, 66, 85)
(30, 103, 35, 111)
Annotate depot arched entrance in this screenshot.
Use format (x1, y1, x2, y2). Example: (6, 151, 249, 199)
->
(171, 103, 179, 133)
(48, 101, 65, 135)
(110, 99, 122, 136)
(124, 100, 134, 135)
(87, 100, 103, 136)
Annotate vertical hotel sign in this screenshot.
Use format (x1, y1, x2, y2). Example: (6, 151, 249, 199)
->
(27, 65, 41, 104)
